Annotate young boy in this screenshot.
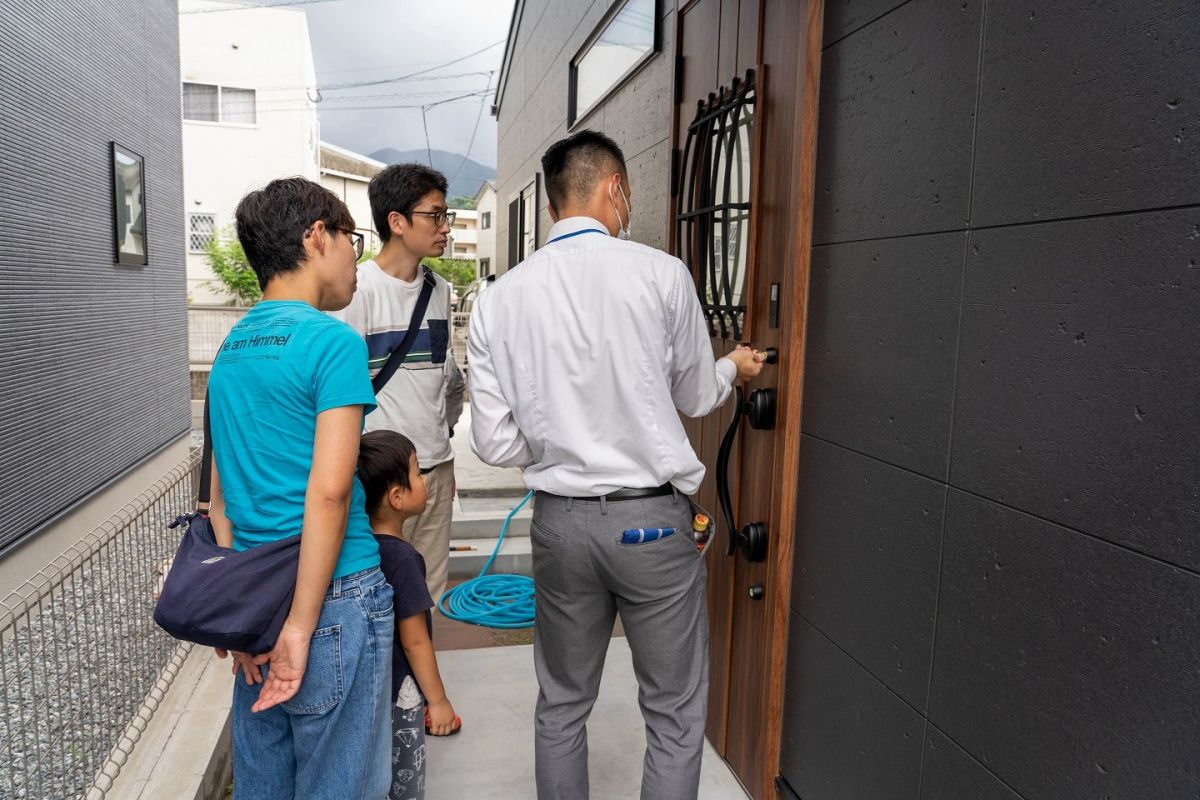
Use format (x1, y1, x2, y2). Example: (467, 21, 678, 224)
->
(357, 430, 459, 800)
(205, 177, 394, 798)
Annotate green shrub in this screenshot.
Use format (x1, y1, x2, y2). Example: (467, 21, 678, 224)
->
(203, 228, 261, 306)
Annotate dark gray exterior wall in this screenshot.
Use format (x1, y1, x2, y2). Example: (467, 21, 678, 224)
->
(494, 0, 677, 272)
(783, 2, 1200, 799)
(0, 1, 189, 551)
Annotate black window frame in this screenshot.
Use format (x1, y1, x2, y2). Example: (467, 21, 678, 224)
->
(568, 0, 661, 129)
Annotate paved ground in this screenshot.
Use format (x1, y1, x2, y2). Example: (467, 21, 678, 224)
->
(427, 640, 749, 799)
(450, 403, 526, 496)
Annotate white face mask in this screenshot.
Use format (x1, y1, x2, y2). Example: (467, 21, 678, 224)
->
(610, 182, 632, 241)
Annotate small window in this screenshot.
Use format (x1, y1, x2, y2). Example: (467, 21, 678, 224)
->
(182, 83, 219, 122)
(506, 177, 540, 267)
(479, 257, 490, 276)
(183, 82, 256, 125)
(480, 211, 492, 229)
(188, 212, 216, 253)
(569, 0, 659, 127)
(221, 87, 256, 124)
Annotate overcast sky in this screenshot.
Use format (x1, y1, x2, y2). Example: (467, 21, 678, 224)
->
(300, 0, 516, 165)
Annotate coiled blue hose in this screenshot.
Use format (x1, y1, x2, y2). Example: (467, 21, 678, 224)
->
(437, 491, 535, 629)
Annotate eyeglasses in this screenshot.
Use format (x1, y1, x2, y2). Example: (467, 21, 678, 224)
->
(410, 210, 456, 228)
(337, 228, 365, 259)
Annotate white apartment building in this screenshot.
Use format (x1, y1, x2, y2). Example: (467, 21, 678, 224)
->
(448, 209, 478, 262)
(180, 0, 320, 303)
(474, 180, 497, 277)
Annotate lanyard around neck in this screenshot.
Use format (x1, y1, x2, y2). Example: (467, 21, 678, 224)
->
(546, 228, 607, 245)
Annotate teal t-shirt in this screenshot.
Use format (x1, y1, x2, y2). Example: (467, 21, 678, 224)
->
(208, 301, 380, 578)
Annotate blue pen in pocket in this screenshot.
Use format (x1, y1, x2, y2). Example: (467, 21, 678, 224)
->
(619, 527, 676, 544)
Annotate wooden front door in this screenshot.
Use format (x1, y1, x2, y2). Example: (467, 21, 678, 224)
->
(670, 1, 823, 796)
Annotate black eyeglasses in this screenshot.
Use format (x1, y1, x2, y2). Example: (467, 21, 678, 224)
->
(410, 210, 456, 228)
(337, 228, 365, 259)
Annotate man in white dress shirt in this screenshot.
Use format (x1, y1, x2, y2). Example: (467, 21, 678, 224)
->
(468, 130, 763, 800)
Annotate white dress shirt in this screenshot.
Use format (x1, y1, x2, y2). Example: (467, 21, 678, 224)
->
(468, 216, 737, 496)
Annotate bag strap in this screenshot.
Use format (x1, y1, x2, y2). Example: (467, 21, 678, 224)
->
(371, 266, 437, 395)
(197, 392, 213, 512)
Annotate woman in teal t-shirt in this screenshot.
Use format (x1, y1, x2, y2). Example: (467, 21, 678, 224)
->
(205, 178, 393, 800)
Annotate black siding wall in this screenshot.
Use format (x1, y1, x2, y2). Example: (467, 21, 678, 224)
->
(782, 1, 1200, 798)
(0, 1, 189, 550)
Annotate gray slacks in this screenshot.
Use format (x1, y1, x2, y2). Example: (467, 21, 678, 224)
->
(531, 490, 709, 800)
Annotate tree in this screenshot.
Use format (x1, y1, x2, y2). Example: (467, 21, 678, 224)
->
(447, 195, 476, 210)
(422, 257, 476, 289)
(203, 228, 261, 306)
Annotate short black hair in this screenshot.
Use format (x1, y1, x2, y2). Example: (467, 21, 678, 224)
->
(369, 163, 449, 242)
(357, 430, 417, 515)
(234, 177, 354, 289)
(541, 130, 627, 213)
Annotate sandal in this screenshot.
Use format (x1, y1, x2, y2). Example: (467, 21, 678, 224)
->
(424, 706, 463, 736)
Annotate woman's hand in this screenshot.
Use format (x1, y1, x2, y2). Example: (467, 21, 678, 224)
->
(250, 621, 312, 712)
(215, 648, 263, 684)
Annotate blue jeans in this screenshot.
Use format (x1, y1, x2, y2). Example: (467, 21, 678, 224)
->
(232, 567, 394, 800)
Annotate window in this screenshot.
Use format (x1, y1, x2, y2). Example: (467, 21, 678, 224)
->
(188, 212, 216, 253)
(674, 69, 756, 340)
(480, 211, 491, 229)
(479, 258, 490, 276)
(221, 87, 256, 124)
(569, 0, 658, 127)
(507, 177, 540, 268)
(182, 82, 257, 125)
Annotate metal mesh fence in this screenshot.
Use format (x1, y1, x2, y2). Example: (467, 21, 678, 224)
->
(188, 306, 248, 365)
(451, 310, 470, 374)
(0, 448, 201, 799)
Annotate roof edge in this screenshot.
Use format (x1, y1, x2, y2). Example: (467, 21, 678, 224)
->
(491, 0, 526, 117)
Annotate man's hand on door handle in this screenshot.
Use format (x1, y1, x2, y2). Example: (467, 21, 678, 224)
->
(726, 343, 767, 383)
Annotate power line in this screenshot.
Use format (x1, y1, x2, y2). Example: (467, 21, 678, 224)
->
(449, 71, 494, 187)
(179, 0, 339, 14)
(421, 106, 433, 167)
(319, 40, 503, 91)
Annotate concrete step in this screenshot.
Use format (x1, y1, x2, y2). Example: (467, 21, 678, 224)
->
(447, 536, 532, 579)
(452, 493, 533, 539)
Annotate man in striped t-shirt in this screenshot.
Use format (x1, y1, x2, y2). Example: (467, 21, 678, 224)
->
(333, 164, 465, 603)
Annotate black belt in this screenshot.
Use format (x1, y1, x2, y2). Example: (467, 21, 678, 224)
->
(538, 483, 676, 502)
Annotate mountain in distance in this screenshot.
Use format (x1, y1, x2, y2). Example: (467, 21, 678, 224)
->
(370, 148, 496, 200)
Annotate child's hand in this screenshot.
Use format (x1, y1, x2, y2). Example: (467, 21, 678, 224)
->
(426, 698, 458, 736)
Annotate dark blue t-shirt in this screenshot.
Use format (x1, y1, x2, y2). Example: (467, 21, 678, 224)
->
(374, 535, 434, 703)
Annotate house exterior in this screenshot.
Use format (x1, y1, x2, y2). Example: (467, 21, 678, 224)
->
(448, 208, 479, 262)
(474, 180, 498, 277)
(494, 2, 1200, 799)
(179, 0, 320, 303)
(0, 0, 189, 584)
(320, 141, 387, 255)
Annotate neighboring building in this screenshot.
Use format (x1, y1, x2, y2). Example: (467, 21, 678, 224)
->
(0, 0, 189, 579)
(474, 180, 497, 277)
(448, 208, 479, 262)
(320, 141, 387, 255)
(495, 2, 1200, 800)
(179, 0, 320, 303)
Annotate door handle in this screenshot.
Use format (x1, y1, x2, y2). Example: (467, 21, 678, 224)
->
(714, 348, 778, 562)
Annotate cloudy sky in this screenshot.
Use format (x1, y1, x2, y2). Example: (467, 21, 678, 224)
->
(299, 0, 516, 165)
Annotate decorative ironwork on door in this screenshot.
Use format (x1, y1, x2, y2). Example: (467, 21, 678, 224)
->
(675, 68, 756, 340)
